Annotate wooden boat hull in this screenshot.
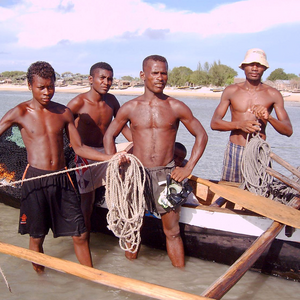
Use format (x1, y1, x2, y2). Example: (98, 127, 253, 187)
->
(0, 170, 299, 281)
(91, 204, 300, 281)
(90, 178, 300, 282)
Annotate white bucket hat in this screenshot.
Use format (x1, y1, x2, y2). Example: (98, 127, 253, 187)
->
(239, 48, 269, 69)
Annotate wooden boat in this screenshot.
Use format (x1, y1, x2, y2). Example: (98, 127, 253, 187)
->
(89, 177, 300, 282)
(0, 127, 299, 282)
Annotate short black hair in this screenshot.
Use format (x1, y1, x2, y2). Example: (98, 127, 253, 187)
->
(175, 142, 187, 157)
(27, 61, 56, 85)
(142, 55, 168, 71)
(90, 62, 113, 77)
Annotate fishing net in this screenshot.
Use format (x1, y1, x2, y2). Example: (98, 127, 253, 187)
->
(0, 126, 76, 200)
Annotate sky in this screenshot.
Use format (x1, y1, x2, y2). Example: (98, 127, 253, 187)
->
(0, 0, 300, 79)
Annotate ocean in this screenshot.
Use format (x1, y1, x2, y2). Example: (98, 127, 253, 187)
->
(0, 90, 299, 299)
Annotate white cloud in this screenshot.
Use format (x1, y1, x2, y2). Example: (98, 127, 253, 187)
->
(2, 0, 300, 48)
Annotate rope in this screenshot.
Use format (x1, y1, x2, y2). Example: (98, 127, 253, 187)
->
(0, 159, 115, 188)
(105, 153, 146, 253)
(0, 266, 11, 293)
(241, 133, 299, 204)
(240, 133, 273, 197)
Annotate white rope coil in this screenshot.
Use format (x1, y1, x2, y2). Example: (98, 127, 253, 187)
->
(105, 153, 146, 253)
(241, 134, 273, 197)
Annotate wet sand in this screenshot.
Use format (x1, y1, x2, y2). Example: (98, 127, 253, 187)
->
(1, 84, 300, 101)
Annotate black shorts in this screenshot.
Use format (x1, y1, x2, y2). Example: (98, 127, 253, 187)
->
(19, 166, 87, 238)
(144, 161, 175, 215)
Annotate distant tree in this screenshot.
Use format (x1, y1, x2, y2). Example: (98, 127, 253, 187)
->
(1, 71, 26, 78)
(267, 68, 288, 81)
(61, 71, 73, 79)
(55, 72, 61, 79)
(287, 73, 298, 80)
(209, 61, 237, 86)
(121, 75, 134, 81)
(168, 66, 193, 86)
(61, 71, 74, 83)
(189, 62, 210, 86)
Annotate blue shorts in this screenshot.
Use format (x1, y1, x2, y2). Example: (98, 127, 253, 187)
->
(221, 141, 244, 183)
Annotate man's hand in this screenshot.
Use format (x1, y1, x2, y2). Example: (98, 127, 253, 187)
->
(239, 119, 261, 133)
(251, 105, 270, 121)
(171, 166, 191, 182)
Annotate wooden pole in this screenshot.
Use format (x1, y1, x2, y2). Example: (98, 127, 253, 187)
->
(202, 197, 300, 300)
(189, 175, 300, 229)
(266, 167, 300, 193)
(270, 152, 300, 179)
(0, 242, 210, 300)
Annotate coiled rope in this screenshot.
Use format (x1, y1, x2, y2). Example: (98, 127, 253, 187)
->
(240, 133, 273, 197)
(241, 133, 299, 204)
(105, 153, 146, 253)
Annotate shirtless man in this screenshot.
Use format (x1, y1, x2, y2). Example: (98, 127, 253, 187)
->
(67, 62, 132, 240)
(103, 55, 208, 267)
(210, 48, 293, 206)
(0, 61, 114, 272)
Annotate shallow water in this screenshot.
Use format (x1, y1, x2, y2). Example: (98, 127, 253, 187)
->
(0, 91, 300, 299)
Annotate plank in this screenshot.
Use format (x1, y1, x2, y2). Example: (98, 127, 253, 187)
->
(189, 176, 300, 229)
(201, 197, 300, 300)
(270, 152, 300, 179)
(0, 242, 209, 300)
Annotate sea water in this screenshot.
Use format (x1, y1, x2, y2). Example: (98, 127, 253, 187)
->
(0, 90, 299, 299)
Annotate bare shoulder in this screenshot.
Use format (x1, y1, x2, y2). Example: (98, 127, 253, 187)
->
(263, 83, 282, 97)
(67, 93, 87, 110)
(224, 83, 242, 94)
(106, 93, 121, 106)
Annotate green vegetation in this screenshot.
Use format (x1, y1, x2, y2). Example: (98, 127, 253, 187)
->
(168, 60, 237, 87)
(1, 64, 299, 88)
(267, 68, 299, 81)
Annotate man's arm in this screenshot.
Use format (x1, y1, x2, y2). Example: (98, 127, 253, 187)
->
(104, 103, 131, 154)
(67, 96, 82, 117)
(0, 106, 22, 137)
(66, 108, 112, 161)
(112, 98, 133, 142)
(252, 89, 293, 137)
(171, 102, 208, 182)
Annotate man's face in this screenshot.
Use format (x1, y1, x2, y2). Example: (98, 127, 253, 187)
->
(141, 60, 168, 94)
(243, 62, 266, 81)
(28, 75, 55, 106)
(89, 68, 113, 95)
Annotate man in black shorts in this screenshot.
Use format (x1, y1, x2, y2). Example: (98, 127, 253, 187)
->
(0, 61, 114, 272)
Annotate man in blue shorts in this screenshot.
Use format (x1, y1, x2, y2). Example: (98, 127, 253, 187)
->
(210, 48, 292, 206)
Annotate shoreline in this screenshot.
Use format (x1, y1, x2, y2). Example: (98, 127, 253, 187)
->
(1, 84, 300, 101)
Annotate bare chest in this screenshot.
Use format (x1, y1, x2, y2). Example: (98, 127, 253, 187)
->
(131, 105, 178, 130)
(77, 103, 114, 127)
(230, 90, 273, 113)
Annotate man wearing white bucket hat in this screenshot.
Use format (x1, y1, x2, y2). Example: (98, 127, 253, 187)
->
(210, 48, 293, 206)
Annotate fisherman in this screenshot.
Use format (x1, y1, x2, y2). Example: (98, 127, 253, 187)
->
(67, 62, 132, 241)
(210, 48, 293, 206)
(104, 55, 208, 267)
(0, 61, 116, 272)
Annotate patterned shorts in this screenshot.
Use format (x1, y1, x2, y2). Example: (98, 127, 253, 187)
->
(221, 141, 244, 183)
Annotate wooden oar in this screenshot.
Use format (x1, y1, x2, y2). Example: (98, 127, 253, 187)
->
(0, 242, 209, 300)
(270, 152, 300, 179)
(188, 175, 300, 229)
(201, 196, 300, 300)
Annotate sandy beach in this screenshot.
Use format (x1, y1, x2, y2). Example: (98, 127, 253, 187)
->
(1, 84, 300, 101)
